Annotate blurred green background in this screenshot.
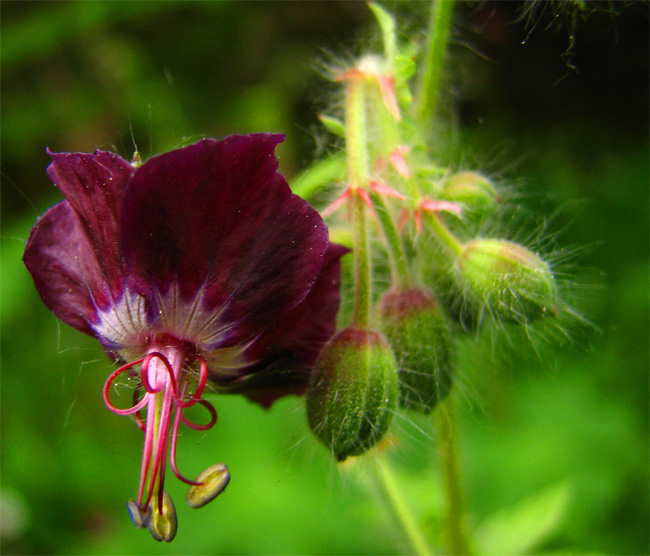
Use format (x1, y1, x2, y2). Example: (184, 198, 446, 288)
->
(1, 2, 648, 555)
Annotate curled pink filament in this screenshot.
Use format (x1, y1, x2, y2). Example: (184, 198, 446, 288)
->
(103, 347, 217, 515)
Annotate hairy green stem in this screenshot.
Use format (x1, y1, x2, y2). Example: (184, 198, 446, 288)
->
(416, 0, 455, 124)
(345, 77, 372, 329)
(418, 3, 470, 552)
(350, 192, 371, 329)
(374, 453, 434, 556)
(369, 191, 411, 289)
(345, 77, 370, 188)
(437, 397, 471, 555)
(424, 210, 464, 257)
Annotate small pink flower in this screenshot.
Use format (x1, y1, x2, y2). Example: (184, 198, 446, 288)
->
(377, 75, 401, 121)
(369, 180, 405, 200)
(417, 199, 463, 232)
(336, 65, 401, 121)
(322, 182, 403, 219)
(390, 146, 411, 178)
(419, 199, 463, 215)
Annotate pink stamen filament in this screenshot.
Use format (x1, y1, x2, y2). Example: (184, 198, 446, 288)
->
(147, 377, 174, 513)
(181, 399, 217, 431)
(103, 357, 147, 415)
(169, 398, 201, 486)
(102, 350, 217, 516)
(169, 385, 220, 487)
(133, 389, 146, 431)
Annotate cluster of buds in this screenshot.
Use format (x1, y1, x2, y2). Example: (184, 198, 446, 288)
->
(301, 3, 560, 461)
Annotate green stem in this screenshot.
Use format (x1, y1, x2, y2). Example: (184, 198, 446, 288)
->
(374, 453, 434, 556)
(369, 191, 411, 289)
(345, 77, 372, 329)
(437, 396, 471, 555)
(362, 74, 412, 290)
(424, 210, 464, 257)
(350, 192, 371, 328)
(416, 0, 455, 124)
(291, 152, 346, 202)
(346, 77, 370, 188)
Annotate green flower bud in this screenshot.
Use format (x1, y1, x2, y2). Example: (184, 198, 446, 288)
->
(440, 171, 499, 214)
(378, 288, 453, 414)
(306, 327, 398, 462)
(457, 238, 557, 323)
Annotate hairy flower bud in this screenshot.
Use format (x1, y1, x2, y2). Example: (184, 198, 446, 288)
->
(378, 288, 453, 413)
(457, 238, 557, 323)
(440, 171, 499, 214)
(306, 328, 398, 461)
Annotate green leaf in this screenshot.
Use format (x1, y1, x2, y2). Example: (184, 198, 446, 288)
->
(475, 483, 572, 555)
(394, 55, 415, 106)
(395, 55, 416, 83)
(318, 114, 346, 138)
(290, 152, 346, 201)
(368, 2, 396, 64)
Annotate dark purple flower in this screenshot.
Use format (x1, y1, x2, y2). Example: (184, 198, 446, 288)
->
(23, 134, 346, 541)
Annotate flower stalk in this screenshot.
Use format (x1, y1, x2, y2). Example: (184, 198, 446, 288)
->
(416, 0, 455, 123)
(437, 397, 471, 556)
(344, 75, 373, 329)
(369, 191, 411, 289)
(374, 453, 434, 556)
(424, 209, 464, 257)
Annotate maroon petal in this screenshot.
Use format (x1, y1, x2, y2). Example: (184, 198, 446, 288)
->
(120, 134, 329, 348)
(23, 201, 104, 335)
(46, 149, 134, 300)
(209, 242, 350, 408)
(246, 242, 349, 367)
